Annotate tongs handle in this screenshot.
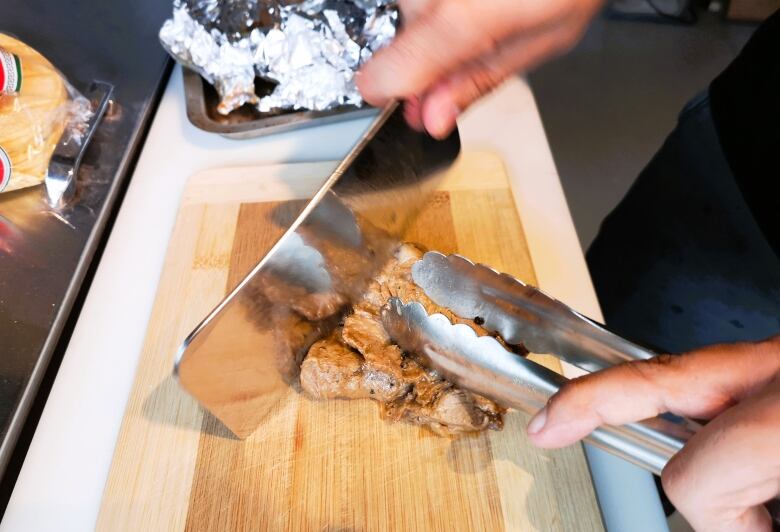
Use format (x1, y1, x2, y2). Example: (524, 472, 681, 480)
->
(457, 307, 700, 476)
(408, 253, 701, 474)
(383, 298, 698, 476)
(504, 362, 697, 476)
(45, 81, 113, 208)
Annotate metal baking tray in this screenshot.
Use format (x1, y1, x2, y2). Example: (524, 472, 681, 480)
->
(183, 68, 379, 139)
(1, 0, 172, 484)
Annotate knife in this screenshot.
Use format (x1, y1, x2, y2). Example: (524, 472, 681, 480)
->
(174, 103, 462, 438)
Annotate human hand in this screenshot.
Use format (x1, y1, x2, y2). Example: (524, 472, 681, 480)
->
(526, 337, 780, 531)
(357, 0, 603, 138)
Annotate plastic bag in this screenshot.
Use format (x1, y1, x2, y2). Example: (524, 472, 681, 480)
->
(0, 33, 92, 194)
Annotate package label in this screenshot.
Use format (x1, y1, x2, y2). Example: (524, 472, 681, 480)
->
(0, 49, 22, 94)
(0, 146, 11, 191)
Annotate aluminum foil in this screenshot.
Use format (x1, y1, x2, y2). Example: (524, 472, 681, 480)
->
(160, 0, 397, 115)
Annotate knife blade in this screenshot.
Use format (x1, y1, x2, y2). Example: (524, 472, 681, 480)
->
(174, 104, 461, 438)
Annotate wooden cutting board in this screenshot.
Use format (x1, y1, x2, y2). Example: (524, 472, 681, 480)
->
(97, 152, 603, 531)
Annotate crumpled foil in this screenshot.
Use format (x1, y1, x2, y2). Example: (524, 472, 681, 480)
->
(160, 0, 397, 115)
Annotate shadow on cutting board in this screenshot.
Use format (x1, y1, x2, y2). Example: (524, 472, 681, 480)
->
(142, 375, 238, 439)
(141, 375, 589, 530)
(446, 428, 566, 531)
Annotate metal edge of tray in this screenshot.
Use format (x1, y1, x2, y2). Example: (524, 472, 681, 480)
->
(182, 68, 380, 140)
(0, 61, 172, 481)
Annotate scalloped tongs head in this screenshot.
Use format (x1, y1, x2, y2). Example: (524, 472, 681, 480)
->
(380, 293, 696, 476)
(410, 251, 658, 373)
(381, 252, 706, 475)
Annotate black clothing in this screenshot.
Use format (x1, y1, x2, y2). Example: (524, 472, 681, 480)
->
(588, 95, 780, 354)
(710, 9, 780, 254)
(587, 11, 780, 354)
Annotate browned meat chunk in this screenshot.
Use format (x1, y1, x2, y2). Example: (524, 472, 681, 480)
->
(272, 309, 341, 386)
(300, 331, 409, 402)
(258, 275, 347, 322)
(300, 243, 508, 437)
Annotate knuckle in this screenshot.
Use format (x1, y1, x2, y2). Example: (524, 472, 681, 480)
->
(557, 28, 581, 51)
(435, 1, 469, 33)
(544, 384, 573, 415)
(739, 336, 780, 377)
(470, 65, 504, 94)
(453, 65, 505, 108)
(762, 335, 780, 355)
(623, 360, 660, 388)
(630, 354, 679, 385)
(556, 375, 586, 398)
(648, 353, 678, 368)
(386, 37, 418, 67)
(549, 375, 591, 408)
(486, 36, 504, 58)
(442, 1, 504, 55)
(766, 333, 780, 345)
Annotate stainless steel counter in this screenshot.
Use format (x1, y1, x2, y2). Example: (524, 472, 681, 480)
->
(0, 0, 171, 481)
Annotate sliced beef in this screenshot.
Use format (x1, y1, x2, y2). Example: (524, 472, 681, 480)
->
(300, 330, 409, 402)
(300, 243, 507, 437)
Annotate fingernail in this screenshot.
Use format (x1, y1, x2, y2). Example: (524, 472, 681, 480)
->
(425, 100, 459, 139)
(527, 407, 548, 435)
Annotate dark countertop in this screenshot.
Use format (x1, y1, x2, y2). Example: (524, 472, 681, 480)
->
(0, 0, 171, 485)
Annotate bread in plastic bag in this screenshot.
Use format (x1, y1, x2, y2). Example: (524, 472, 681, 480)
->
(0, 33, 93, 194)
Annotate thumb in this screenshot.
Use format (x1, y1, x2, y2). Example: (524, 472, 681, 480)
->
(527, 336, 780, 449)
(660, 376, 780, 532)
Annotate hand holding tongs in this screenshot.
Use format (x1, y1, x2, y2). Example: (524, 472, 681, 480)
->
(381, 251, 702, 475)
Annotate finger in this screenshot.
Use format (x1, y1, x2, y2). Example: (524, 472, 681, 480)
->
(398, 0, 439, 23)
(419, 21, 581, 138)
(403, 95, 425, 132)
(527, 336, 780, 448)
(377, 0, 433, 132)
(661, 376, 780, 532)
(358, 0, 572, 105)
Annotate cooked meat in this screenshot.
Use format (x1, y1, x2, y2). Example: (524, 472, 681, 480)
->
(382, 388, 501, 436)
(300, 243, 508, 437)
(300, 333, 365, 399)
(295, 201, 399, 308)
(255, 272, 343, 321)
(272, 309, 341, 386)
(354, 243, 498, 336)
(300, 330, 409, 402)
(251, 214, 396, 322)
(240, 277, 341, 385)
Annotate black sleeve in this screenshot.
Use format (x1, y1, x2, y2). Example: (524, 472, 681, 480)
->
(709, 9, 780, 254)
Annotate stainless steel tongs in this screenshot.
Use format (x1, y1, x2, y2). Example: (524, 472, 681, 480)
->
(381, 251, 702, 475)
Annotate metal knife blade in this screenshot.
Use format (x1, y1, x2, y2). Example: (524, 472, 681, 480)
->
(411, 251, 655, 372)
(174, 104, 461, 438)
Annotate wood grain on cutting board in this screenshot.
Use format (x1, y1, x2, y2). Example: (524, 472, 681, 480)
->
(97, 152, 603, 531)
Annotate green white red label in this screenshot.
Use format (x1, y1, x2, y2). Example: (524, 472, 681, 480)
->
(0, 146, 11, 192)
(0, 48, 22, 95)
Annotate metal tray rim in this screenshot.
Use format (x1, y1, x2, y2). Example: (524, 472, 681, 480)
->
(182, 68, 379, 140)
